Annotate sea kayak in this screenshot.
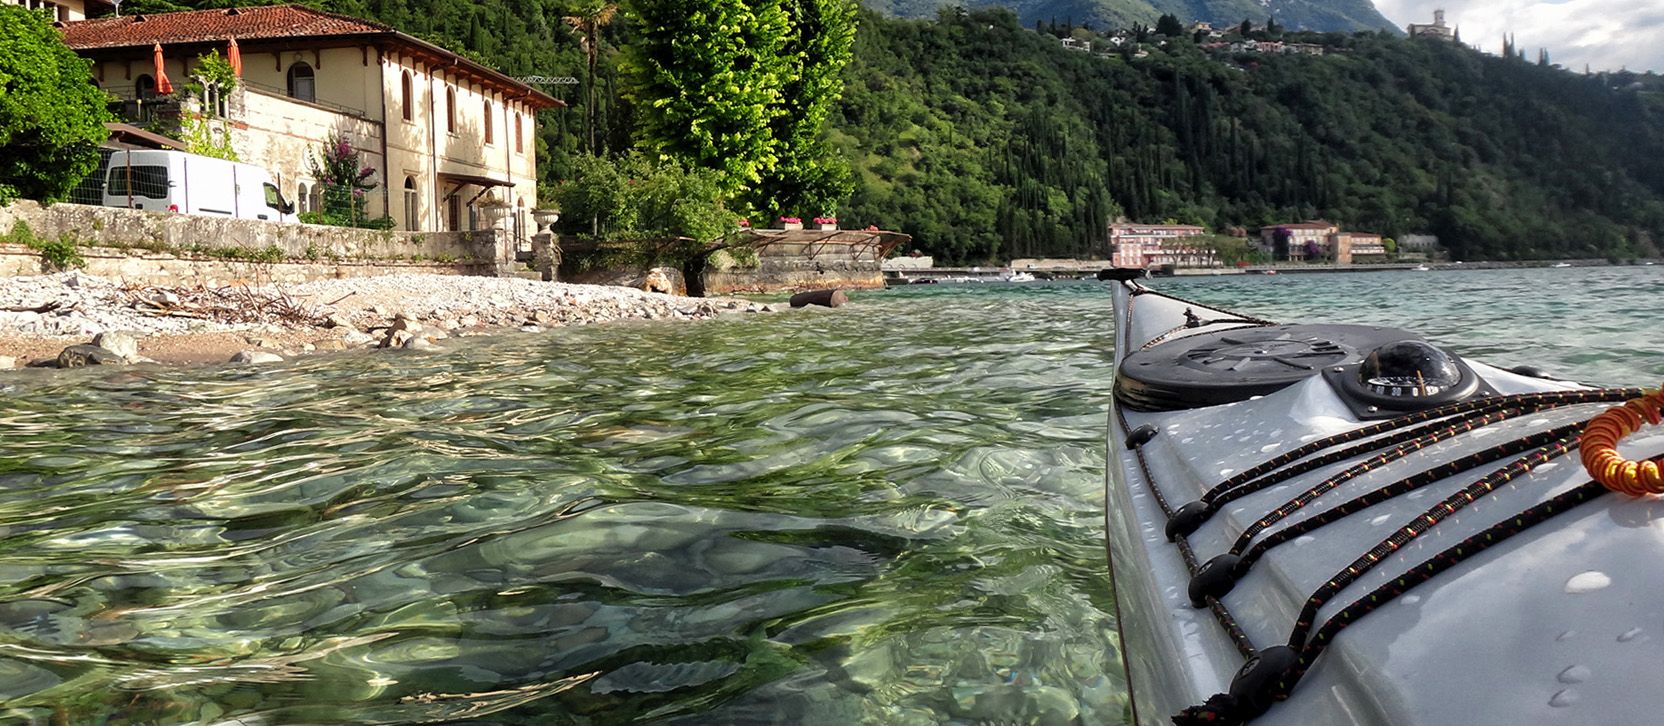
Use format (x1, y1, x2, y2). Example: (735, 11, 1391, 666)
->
(1100, 270, 1664, 725)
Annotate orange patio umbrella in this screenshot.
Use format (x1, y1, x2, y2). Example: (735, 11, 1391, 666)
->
(152, 43, 174, 95)
(227, 37, 242, 77)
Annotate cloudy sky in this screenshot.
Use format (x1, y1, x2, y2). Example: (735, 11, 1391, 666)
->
(1373, 0, 1664, 73)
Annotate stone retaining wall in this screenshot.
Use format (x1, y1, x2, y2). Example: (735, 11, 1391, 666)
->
(0, 243, 492, 286)
(1, 200, 517, 285)
(704, 240, 885, 295)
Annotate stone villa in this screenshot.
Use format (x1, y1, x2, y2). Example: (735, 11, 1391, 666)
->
(56, 4, 561, 236)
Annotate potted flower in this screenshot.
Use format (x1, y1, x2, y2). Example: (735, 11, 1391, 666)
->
(778, 216, 803, 231)
(737, 218, 751, 229)
(814, 216, 838, 231)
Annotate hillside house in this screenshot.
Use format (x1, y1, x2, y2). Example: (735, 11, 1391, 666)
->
(1060, 37, 1092, 52)
(58, 5, 561, 236)
(1110, 223, 1211, 268)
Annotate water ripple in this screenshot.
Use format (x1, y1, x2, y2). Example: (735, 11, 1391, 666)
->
(0, 282, 1125, 724)
(7, 272, 1645, 723)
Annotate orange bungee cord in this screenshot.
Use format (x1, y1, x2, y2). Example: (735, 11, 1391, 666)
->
(1581, 386, 1664, 496)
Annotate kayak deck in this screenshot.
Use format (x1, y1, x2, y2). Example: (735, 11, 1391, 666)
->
(1105, 279, 1664, 724)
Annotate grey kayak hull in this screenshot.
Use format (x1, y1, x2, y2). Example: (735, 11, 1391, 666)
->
(1105, 279, 1664, 724)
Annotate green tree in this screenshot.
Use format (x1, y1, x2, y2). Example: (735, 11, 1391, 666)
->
(622, 0, 792, 193)
(178, 50, 239, 161)
(1155, 14, 1184, 38)
(562, 0, 618, 155)
(751, 0, 859, 219)
(0, 5, 113, 205)
(553, 152, 732, 242)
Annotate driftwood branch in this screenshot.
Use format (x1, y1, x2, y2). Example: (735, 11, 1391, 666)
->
(121, 284, 328, 327)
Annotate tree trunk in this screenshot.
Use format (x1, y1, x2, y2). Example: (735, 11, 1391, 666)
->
(587, 25, 598, 155)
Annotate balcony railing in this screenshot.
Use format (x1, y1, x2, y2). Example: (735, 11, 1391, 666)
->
(107, 97, 182, 127)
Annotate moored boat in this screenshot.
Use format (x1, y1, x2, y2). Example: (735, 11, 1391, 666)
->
(1100, 269, 1664, 725)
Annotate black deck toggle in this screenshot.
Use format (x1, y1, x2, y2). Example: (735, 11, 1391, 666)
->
(1127, 424, 1158, 448)
(1097, 268, 1148, 281)
(1188, 552, 1243, 607)
(1166, 500, 1211, 541)
(1172, 646, 1299, 725)
(1227, 645, 1299, 720)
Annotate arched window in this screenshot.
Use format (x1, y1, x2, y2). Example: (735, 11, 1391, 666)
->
(286, 62, 315, 102)
(296, 182, 311, 213)
(514, 113, 523, 154)
(403, 176, 419, 231)
(445, 86, 456, 134)
(484, 99, 494, 144)
(400, 70, 413, 122)
(135, 74, 156, 99)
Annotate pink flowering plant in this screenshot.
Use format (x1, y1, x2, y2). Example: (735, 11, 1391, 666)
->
(813, 216, 837, 225)
(779, 216, 802, 224)
(304, 131, 392, 229)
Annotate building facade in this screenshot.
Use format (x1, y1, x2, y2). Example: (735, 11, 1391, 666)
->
(1329, 231, 1385, 264)
(59, 5, 560, 235)
(1408, 10, 1456, 41)
(1259, 222, 1338, 261)
(7, 0, 106, 23)
(1110, 223, 1211, 268)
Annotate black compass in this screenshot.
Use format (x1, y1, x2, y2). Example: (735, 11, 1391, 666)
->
(1116, 324, 1425, 411)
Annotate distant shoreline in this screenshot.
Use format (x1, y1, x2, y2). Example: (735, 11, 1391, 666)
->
(1166, 258, 1662, 276)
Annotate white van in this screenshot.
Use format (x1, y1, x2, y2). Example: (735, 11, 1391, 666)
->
(102, 149, 296, 223)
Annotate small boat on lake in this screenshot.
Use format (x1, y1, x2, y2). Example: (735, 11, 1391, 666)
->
(1100, 268, 1664, 725)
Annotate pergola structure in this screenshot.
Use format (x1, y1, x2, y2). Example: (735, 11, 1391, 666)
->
(709, 228, 911, 260)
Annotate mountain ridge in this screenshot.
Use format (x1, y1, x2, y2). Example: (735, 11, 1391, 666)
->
(863, 0, 1401, 34)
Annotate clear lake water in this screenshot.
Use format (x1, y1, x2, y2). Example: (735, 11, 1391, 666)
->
(0, 266, 1659, 724)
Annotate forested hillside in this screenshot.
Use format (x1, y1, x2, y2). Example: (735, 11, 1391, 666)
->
(96, 2, 1664, 262)
(864, 0, 1397, 35)
(833, 10, 1664, 261)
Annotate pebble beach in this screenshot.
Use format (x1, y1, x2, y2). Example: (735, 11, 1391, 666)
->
(0, 272, 778, 368)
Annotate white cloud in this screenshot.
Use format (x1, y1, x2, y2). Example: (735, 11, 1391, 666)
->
(1374, 0, 1664, 73)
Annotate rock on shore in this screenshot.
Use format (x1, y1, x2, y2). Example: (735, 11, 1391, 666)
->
(0, 272, 778, 367)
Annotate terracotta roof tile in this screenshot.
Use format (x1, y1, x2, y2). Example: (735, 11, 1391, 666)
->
(60, 5, 390, 49)
(58, 5, 561, 108)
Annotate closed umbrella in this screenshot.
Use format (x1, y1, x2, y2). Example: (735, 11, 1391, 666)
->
(152, 43, 174, 95)
(227, 37, 242, 77)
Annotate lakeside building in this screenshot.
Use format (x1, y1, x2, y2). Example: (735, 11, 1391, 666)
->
(1408, 10, 1457, 41)
(58, 4, 561, 236)
(1330, 231, 1386, 264)
(7, 0, 106, 23)
(1259, 221, 1338, 261)
(1110, 222, 1212, 268)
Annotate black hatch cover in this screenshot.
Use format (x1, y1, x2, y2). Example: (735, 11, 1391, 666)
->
(1115, 324, 1426, 411)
